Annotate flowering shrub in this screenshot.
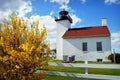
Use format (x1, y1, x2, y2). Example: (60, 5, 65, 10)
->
(0, 12, 50, 80)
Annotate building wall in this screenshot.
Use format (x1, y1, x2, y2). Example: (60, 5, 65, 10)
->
(63, 36, 111, 61)
(56, 20, 71, 60)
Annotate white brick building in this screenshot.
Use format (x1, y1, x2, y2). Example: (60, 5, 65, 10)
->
(55, 9, 111, 62)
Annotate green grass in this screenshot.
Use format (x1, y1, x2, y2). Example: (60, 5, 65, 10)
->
(49, 66, 85, 73)
(48, 66, 120, 76)
(49, 59, 63, 63)
(45, 75, 101, 80)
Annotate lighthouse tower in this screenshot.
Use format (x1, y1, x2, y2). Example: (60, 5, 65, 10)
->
(55, 9, 72, 60)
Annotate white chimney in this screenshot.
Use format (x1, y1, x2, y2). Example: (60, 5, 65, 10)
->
(102, 17, 107, 26)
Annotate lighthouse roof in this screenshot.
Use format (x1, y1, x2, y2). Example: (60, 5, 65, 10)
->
(55, 9, 72, 23)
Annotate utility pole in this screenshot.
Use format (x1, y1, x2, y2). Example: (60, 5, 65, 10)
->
(113, 49, 116, 64)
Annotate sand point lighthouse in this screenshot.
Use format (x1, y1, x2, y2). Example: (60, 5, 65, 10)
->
(55, 9, 72, 60)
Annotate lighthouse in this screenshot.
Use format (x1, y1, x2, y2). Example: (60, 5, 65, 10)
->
(55, 9, 72, 60)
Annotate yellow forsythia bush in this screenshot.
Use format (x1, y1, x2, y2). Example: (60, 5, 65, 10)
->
(0, 12, 50, 80)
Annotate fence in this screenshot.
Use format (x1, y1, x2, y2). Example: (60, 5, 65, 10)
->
(48, 61, 120, 80)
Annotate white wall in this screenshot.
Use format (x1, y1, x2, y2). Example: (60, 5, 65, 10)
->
(63, 36, 111, 61)
(56, 20, 71, 60)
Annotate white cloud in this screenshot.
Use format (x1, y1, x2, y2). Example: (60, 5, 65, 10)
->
(30, 15, 56, 31)
(111, 32, 120, 52)
(81, 0, 86, 4)
(29, 15, 56, 35)
(50, 11, 54, 16)
(29, 15, 56, 49)
(60, 4, 69, 10)
(104, 0, 120, 4)
(48, 35, 56, 45)
(0, 10, 11, 21)
(59, 4, 75, 14)
(0, 0, 32, 21)
(17, 1, 32, 17)
(47, 0, 70, 11)
(111, 32, 120, 45)
(70, 14, 82, 26)
(50, 0, 70, 5)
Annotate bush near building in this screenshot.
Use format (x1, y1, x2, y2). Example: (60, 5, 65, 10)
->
(108, 53, 120, 63)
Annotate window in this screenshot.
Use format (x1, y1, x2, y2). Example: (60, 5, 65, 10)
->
(82, 42, 87, 51)
(97, 59, 103, 62)
(96, 42, 102, 51)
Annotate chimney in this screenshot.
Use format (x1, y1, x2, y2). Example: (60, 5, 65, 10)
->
(102, 17, 107, 26)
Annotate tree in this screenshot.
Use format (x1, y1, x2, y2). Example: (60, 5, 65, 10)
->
(0, 12, 50, 80)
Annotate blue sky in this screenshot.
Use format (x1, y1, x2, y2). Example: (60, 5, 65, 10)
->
(0, 0, 120, 53)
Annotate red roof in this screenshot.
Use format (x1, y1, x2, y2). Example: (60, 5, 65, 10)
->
(63, 26, 110, 38)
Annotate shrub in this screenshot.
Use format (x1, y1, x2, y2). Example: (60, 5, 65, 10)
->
(115, 54, 120, 63)
(0, 12, 50, 80)
(108, 53, 120, 63)
(108, 54, 114, 62)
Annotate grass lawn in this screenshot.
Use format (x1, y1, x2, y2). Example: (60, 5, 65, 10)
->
(45, 75, 101, 80)
(48, 66, 120, 76)
(48, 57, 62, 62)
